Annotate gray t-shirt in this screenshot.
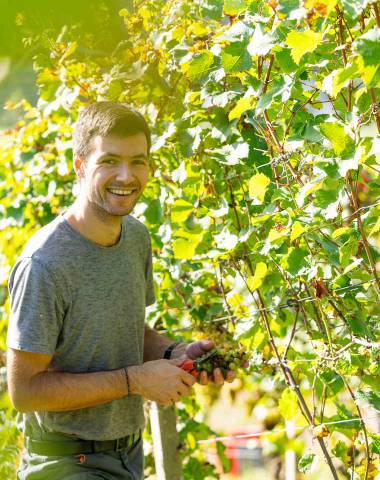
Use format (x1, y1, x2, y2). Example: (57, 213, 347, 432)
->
(7, 214, 155, 441)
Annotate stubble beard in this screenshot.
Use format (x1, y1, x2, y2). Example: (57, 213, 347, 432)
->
(92, 191, 139, 219)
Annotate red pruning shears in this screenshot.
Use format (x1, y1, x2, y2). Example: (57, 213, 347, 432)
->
(179, 349, 219, 378)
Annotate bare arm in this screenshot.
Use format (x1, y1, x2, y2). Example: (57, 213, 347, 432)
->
(7, 348, 127, 413)
(7, 347, 196, 412)
(143, 325, 179, 361)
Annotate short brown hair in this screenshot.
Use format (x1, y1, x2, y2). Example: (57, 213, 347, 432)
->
(72, 101, 151, 160)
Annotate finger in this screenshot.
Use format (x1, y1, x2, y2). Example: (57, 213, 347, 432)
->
(199, 370, 208, 385)
(213, 368, 224, 385)
(178, 385, 192, 396)
(242, 361, 249, 368)
(180, 371, 197, 386)
(185, 340, 214, 359)
(226, 371, 236, 383)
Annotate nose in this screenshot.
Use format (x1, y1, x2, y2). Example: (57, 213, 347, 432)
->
(115, 162, 135, 183)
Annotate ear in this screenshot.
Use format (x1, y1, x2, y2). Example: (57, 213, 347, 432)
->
(73, 157, 85, 179)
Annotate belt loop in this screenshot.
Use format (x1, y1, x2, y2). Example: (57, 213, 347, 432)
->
(115, 437, 120, 451)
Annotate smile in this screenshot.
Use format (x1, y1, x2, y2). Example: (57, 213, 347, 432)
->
(107, 188, 137, 196)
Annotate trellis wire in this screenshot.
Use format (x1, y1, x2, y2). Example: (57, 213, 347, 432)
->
(169, 197, 380, 268)
(158, 278, 378, 334)
(196, 415, 379, 445)
(157, 195, 380, 279)
(225, 197, 380, 253)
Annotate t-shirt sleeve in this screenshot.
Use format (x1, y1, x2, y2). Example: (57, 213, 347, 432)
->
(6, 257, 64, 355)
(144, 233, 156, 307)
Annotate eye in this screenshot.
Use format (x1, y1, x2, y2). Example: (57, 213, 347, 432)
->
(133, 158, 148, 165)
(102, 158, 117, 165)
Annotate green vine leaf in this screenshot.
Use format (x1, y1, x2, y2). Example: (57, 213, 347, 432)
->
(354, 28, 380, 67)
(182, 50, 215, 81)
(223, 0, 246, 16)
(298, 453, 317, 473)
(221, 42, 252, 72)
(356, 390, 380, 411)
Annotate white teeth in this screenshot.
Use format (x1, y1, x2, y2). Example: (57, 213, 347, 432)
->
(108, 188, 136, 195)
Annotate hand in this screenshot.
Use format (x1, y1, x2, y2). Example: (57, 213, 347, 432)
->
(175, 340, 238, 386)
(127, 359, 196, 406)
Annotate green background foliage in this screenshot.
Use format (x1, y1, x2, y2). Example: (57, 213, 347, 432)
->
(1, 0, 380, 478)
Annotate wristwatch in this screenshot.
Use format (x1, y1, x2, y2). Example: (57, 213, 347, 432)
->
(163, 342, 181, 359)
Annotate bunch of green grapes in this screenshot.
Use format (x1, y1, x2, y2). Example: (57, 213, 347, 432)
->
(193, 323, 250, 375)
(194, 347, 250, 376)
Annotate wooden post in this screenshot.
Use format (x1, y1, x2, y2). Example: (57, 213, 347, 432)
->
(149, 402, 182, 480)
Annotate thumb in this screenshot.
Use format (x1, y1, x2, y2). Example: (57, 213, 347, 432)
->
(186, 340, 214, 359)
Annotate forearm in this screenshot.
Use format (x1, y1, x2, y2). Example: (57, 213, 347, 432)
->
(15, 368, 127, 413)
(143, 325, 175, 361)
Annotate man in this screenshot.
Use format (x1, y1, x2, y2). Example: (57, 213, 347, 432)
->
(6, 102, 234, 479)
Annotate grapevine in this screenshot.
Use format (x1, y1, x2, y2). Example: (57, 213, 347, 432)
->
(1, 0, 380, 478)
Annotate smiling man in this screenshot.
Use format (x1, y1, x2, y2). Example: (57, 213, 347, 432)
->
(6, 102, 233, 480)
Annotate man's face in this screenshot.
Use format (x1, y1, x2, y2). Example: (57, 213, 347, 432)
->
(76, 133, 150, 217)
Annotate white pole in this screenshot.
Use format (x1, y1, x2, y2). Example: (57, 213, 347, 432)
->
(285, 420, 296, 480)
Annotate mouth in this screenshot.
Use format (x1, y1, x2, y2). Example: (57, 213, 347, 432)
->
(106, 187, 138, 197)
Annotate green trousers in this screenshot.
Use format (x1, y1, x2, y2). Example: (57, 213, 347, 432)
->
(17, 438, 144, 480)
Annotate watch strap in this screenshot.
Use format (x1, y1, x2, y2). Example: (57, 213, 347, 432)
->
(163, 342, 181, 359)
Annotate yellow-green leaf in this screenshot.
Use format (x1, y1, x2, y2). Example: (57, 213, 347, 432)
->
(332, 63, 360, 97)
(370, 217, 380, 236)
(268, 227, 288, 243)
(229, 96, 254, 121)
(186, 432, 196, 449)
(248, 173, 270, 204)
(161, 272, 174, 290)
(224, 0, 246, 16)
(170, 199, 194, 223)
(247, 262, 267, 291)
(320, 123, 351, 155)
(279, 388, 299, 420)
(119, 8, 130, 16)
(290, 221, 307, 242)
(332, 226, 352, 239)
(59, 41, 78, 64)
(172, 238, 198, 259)
(304, 0, 337, 14)
(285, 30, 322, 64)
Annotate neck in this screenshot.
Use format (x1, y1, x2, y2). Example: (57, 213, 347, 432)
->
(63, 197, 123, 247)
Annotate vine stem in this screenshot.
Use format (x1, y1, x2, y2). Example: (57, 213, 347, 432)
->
(243, 260, 339, 480)
(261, 56, 304, 186)
(360, 5, 380, 133)
(347, 171, 380, 297)
(372, 2, 380, 25)
(335, 6, 353, 111)
(214, 262, 235, 328)
(282, 307, 300, 362)
(369, 89, 380, 134)
(342, 378, 370, 480)
(318, 304, 334, 356)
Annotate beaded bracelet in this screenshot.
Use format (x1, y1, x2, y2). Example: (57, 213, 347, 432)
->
(124, 367, 131, 395)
